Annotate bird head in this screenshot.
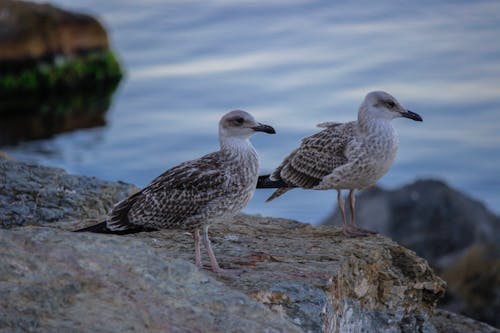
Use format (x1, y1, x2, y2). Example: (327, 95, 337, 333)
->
(360, 91, 422, 122)
(219, 110, 275, 140)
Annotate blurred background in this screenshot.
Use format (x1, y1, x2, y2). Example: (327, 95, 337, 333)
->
(1, 0, 499, 327)
(3, 0, 499, 225)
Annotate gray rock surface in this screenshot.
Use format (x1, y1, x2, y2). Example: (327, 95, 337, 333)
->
(0, 159, 136, 228)
(1, 160, 495, 332)
(0, 227, 302, 333)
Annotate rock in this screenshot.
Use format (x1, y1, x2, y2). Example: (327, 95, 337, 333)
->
(431, 310, 500, 333)
(0, 159, 137, 228)
(323, 179, 500, 270)
(441, 244, 500, 327)
(0, 160, 451, 332)
(1, 221, 447, 333)
(0, 0, 122, 95)
(0, 0, 108, 61)
(322, 179, 500, 328)
(0, 227, 303, 333)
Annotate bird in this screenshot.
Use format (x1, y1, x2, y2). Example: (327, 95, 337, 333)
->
(76, 110, 275, 274)
(257, 91, 422, 237)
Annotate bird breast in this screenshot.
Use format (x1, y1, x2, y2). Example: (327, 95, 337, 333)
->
(356, 124, 399, 182)
(220, 144, 260, 212)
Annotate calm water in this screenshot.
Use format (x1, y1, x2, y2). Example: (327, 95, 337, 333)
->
(6, 0, 500, 224)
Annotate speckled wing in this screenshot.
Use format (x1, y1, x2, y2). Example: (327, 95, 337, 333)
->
(107, 152, 228, 231)
(272, 122, 356, 189)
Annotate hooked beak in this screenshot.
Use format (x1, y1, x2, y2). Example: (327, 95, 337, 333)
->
(251, 123, 276, 134)
(401, 109, 423, 122)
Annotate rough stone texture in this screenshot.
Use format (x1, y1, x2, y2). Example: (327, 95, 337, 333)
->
(0, 0, 108, 61)
(323, 179, 500, 328)
(2, 219, 446, 333)
(0, 159, 136, 228)
(0, 227, 302, 333)
(1, 160, 495, 332)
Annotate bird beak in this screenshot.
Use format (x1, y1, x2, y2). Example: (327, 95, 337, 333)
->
(251, 123, 276, 134)
(401, 109, 423, 122)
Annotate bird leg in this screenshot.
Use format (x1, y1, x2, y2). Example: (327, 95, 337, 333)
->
(202, 225, 222, 272)
(346, 189, 377, 236)
(337, 189, 348, 229)
(193, 229, 202, 268)
(338, 189, 373, 237)
(202, 225, 242, 276)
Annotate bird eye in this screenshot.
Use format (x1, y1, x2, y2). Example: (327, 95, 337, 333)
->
(386, 101, 396, 108)
(233, 117, 244, 126)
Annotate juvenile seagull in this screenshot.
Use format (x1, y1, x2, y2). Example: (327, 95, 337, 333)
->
(257, 91, 422, 237)
(76, 110, 275, 274)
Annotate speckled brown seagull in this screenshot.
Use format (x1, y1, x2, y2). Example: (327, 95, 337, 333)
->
(257, 91, 422, 237)
(76, 110, 275, 274)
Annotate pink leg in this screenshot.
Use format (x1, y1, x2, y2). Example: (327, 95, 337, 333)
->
(337, 190, 348, 229)
(202, 225, 241, 276)
(347, 189, 377, 236)
(193, 229, 202, 268)
(202, 225, 221, 272)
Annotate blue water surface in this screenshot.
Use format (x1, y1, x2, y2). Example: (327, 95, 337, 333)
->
(7, 0, 500, 224)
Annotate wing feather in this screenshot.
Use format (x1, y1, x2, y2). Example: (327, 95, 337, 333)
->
(272, 122, 356, 189)
(107, 152, 228, 230)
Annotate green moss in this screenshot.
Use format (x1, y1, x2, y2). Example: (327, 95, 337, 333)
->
(0, 50, 123, 95)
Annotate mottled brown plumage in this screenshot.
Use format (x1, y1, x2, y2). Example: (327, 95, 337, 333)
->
(258, 91, 422, 237)
(76, 110, 275, 274)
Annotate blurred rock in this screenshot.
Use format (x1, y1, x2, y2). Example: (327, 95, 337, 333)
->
(0, 159, 137, 228)
(323, 179, 500, 327)
(441, 244, 500, 327)
(0, 0, 122, 95)
(0, 160, 451, 332)
(431, 310, 499, 333)
(0, 0, 108, 61)
(323, 179, 500, 269)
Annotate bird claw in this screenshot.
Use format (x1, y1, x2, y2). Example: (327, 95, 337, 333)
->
(205, 265, 244, 277)
(342, 225, 377, 238)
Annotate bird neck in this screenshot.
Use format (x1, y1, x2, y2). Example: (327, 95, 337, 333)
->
(219, 136, 257, 158)
(358, 108, 394, 134)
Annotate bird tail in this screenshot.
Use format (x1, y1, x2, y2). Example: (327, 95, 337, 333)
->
(256, 174, 294, 202)
(266, 188, 293, 202)
(256, 174, 289, 188)
(74, 221, 152, 235)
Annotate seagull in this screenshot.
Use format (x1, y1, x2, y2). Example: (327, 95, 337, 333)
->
(257, 91, 422, 237)
(76, 110, 275, 274)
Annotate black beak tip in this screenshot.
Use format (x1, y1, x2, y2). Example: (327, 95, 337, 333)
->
(404, 110, 423, 122)
(253, 124, 276, 134)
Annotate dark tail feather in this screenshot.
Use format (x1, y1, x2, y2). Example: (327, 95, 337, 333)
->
(74, 221, 154, 235)
(266, 187, 293, 202)
(256, 174, 295, 202)
(257, 174, 289, 188)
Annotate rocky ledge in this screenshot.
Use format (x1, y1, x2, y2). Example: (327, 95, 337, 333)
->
(323, 180, 500, 327)
(1, 159, 498, 333)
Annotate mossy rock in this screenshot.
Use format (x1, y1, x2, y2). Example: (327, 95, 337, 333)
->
(0, 50, 123, 95)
